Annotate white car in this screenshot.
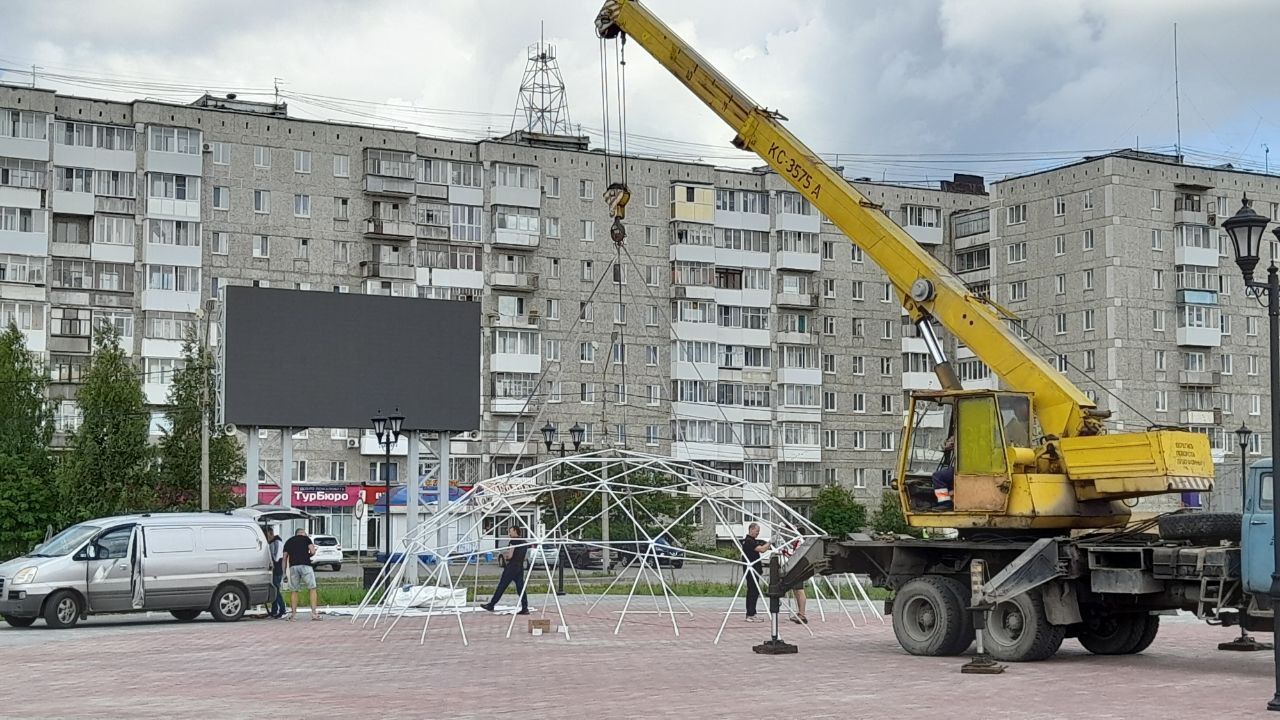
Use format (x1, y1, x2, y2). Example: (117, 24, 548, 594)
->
(311, 535, 343, 571)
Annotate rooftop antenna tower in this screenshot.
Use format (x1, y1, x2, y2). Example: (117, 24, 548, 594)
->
(512, 22, 573, 135)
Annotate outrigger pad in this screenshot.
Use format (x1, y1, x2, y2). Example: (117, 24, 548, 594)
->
(753, 639, 798, 655)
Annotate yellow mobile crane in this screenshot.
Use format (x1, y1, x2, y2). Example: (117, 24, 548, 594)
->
(593, 1, 1255, 664)
(594, 0, 1213, 532)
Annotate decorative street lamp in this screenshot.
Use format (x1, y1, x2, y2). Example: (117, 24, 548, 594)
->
(372, 409, 405, 564)
(1222, 196, 1280, 703)
(542, 421, 584, 595)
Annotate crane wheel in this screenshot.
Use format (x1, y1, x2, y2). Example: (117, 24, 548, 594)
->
(891, 575, 974, 657)
(1077, 612, 1144, 655)
(983, 589, 1065, 662)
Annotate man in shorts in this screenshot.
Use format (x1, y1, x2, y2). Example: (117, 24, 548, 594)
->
(282, 528, 320, 621)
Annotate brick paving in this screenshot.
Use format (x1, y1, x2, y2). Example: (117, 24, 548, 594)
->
(2, 597, 1274, 719)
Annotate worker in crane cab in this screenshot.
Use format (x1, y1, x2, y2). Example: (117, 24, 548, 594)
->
(930, 432, 956, 511)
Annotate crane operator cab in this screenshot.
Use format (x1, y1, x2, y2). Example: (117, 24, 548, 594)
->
(899, 391, 1035, 516)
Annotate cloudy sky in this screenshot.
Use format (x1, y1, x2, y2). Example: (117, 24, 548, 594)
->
(2, 0, 1278, 182)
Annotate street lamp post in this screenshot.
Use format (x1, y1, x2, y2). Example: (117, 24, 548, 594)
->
(542, 421, 584, 596)
(1222, 196, 1280, 704)
(372, 409, 405, 564)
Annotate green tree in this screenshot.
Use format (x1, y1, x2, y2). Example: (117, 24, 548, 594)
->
(0, 324, 57, 560)
(57, 323, 155, 521)
(156, 334, 245, 511)
(871, 490, 923, 538)
(811, 485, 868, 539)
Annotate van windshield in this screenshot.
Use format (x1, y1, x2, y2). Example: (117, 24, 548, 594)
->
(30, 524, 102, 557)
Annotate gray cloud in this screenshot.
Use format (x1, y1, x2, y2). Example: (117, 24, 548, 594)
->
(2, 0, 1278, 181)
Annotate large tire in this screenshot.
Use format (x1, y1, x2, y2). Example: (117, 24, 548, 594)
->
(984, 590, 1065, 662)
(892, 576, 973, 657)
(171, 609, 202, 622)
(43, 590, 82, 629)
(2, 614, 36, 628)
(209, 584, 247, 622)
(1157, 512, 1241, 543)
(332, 564, 342, 573)
(1127, 614, 1160, 654)
(1078, 612, 1145, 655)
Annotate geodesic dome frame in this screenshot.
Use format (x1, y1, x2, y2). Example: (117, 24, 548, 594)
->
(350, 449, 873, 645)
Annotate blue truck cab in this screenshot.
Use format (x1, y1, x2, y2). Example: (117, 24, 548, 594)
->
(1243, 458, 1274, 599)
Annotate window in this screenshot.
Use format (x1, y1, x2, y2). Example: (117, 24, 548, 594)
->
(904, 205, 941, 227)
(145, 265, 200, 293)
(823, 391, 837, 412)
(294, 194, 311, 218)
(209, 231, 228, 255)
(1153, 309, 1165, 332)
(1006, 204, 1027, 225)
(821, 240, 836, 260)
(1155, 391, 1168, 412)
(544, 176, 560, 197)
(335, 241, 351, 263)
(1221, 354, 1234, 375)
(646, 345, 659, 365)
(822, 317, 836, 336)
(880, 394, 895, 414)
(212, 185, 229, 210)
(148, 126, 199, 154)
(1084, 349, 1096, 371)
(148, 173, 198, 200)
(542, 216, 560, 238)
(1150, 228, 1164, 251)
(1083, 309, 1095, 332)
(1054, 313, 1068, 335)
(1054, 234, 1065, 256)
(296, 237, 309, 260)
(1055, 274, 1066, 295)
(147, 220, 200, 246)
(332, 154, 350, 177)
(334, 197, 349, 221)
(823, 278, 836, 299)
(294, 150, 311, 174)
(1252, 395, 1262, 417)
(1152, 269, 1164, 290)
(1248, 316, 1260, 336)
(880, 356, 894, 376)
(1082, 228, 1095, 251)
(210, 141, 230, 165)
(254, 235, 270, 258)
(1152, 190, 1162, 210)
(880, 431, 896, 451)
(644, 185, 659, 207)
(1082, 268, 1095, 291)
(1220, 313, 1232, 336)
(646, 305, 659, 326)
(579, 341, 596, 363)
(645, 226, 658, 246)
(579, 179, 593, 199)
(450, 205, 482, 242)
(494, 163, 540, 189)
(1009, 281, 1027, 302)
(254, 190, 270, 214)
(254, 146, 271, 168)
(580, 260, 593, 281)
(1053, 196, 1066, 216)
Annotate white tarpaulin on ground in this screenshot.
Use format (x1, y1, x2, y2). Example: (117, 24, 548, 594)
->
(388, 585, 467, 609)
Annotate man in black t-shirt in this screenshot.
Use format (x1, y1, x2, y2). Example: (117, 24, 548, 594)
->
(480, 525, 530, 614)
(741, 523, 771, 621)
(264, 527, 286, 619)
(282, 529, 320, 621)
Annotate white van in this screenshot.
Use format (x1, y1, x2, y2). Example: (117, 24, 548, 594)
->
(0, 512, 280, 629)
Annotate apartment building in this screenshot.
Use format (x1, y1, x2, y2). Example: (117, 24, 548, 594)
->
(4, 84, 1003, 547)
(987, 149, 1275, 512)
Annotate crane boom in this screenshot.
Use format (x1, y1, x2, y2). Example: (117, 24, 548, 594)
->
(595, 0, 1095, 440)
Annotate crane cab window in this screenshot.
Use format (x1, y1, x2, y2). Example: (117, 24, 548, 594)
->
(956, 396, 1007, 476)
(906, 398, 952, 476)
(998, 395, 1032, 448)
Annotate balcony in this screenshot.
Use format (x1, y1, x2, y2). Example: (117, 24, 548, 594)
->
(490, 271, 539, 291)
(95, 196, 136, 215)
(493, 229, 540, 249)
(775, 251, 821, 272)
(416, 224, 449, 241)
(777, 292, 817, 309)
(364, 218, 415, 240)
(490, 396, 540, 415)
(1176, 326, 1222, 348)
(905, 225, 944, 246)
(52, 191, 95, 216)
(775, 329, 816, 345)
(487, 313, 540, 329)
(1180, 409, 1221, 426)
(1175, 244, 1220, 267)
(1173, 197, 1207, 226)
(359, 261, 416, 280)
(1176, 289, 1218, 306)
(364, 175, 415, 197)
(1179, 370, 1221, 386)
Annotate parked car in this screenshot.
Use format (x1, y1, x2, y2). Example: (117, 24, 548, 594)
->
(609, 534, 685, 570)
(311, 535, 343, 571)
(0, 512, 282, 629)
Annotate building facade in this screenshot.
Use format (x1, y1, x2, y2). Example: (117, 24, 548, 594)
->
(1, 84, 1266, 547)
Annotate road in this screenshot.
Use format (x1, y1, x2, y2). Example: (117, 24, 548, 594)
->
(2, 597, 1273, 719)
